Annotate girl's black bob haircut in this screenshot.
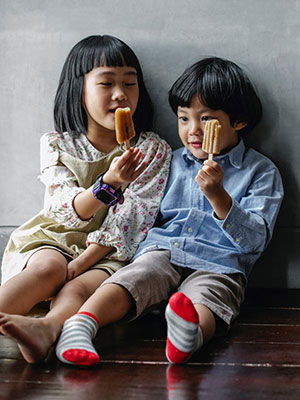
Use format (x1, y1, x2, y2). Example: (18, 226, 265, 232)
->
(54, 35, 153, 136)
(169, 57, 262, 135)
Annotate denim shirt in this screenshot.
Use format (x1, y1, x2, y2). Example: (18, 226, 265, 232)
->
(135, 140, 283, 280)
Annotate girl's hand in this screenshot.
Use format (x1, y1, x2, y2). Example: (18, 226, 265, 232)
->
(67, 259, 85, 281)
(195, 160, 232, 220)
(103, 147, 146, 189)
(66, 243, 112, 281)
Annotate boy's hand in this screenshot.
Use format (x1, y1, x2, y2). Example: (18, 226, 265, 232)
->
(103, 148, 146, 189)
(195, 160, 232, 220)
(195, 160, 224, 199)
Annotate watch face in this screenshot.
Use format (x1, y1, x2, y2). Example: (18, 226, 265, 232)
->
(96, 189, 116, 204)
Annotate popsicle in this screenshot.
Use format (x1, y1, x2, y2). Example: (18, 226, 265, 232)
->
(202, 119, 222, 160)
(115, 107, 136, 150)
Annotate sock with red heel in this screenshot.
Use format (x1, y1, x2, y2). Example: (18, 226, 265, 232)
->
(165, 292, 204, 364)
(56, 312, 100, 366)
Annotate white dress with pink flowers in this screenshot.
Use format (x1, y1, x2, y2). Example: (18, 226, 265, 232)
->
(1, 131, 171, 284)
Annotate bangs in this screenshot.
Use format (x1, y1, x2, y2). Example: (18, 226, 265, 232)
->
(169, 63, 228, 113)
(74, 35, 140, 77)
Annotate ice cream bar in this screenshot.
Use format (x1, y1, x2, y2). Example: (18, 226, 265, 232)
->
(202, 119, 221, 160)
(115, 107, 136, 150)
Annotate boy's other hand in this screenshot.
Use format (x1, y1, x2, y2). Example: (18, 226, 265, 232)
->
(195, 160, 232, 220)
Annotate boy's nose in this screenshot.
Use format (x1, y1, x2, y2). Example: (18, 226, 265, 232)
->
(189, 121, 203, 136)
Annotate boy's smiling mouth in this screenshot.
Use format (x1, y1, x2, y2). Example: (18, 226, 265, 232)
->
(189, 141, 203, 148)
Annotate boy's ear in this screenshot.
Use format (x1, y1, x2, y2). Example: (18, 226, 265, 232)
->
(234, 121, 247, 131)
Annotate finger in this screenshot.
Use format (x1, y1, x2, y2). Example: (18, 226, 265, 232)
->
(116, 148, 137, 168)
(203, 160, 223, 174)
(120, 150, 144, 174)
(130, 161, 147, 180)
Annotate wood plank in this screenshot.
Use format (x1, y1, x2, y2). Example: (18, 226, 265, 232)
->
(1, 290, 300, 400)
(229, 324, 300, 343)
(1, 360, 300, 400)
(243, 288, 300, 308)
(238, 307, 300, 324)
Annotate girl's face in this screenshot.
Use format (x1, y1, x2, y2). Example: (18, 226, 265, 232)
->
(82, 65, 139, 139)
(177, 96, 246, 159)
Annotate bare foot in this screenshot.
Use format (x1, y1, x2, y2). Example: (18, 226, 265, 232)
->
(0, 312, 60, 363)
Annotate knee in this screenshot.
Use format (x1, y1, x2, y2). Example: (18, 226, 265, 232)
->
(29, 256, 67, 284)
(59, 279, 93, 303)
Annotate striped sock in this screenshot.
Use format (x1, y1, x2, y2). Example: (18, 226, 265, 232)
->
(56, 312, 100, 366)
(165, 292, 203, 364)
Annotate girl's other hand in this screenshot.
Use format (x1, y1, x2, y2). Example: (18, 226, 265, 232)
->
(67, 259, 85, 281)
(103, 147, 146, 189)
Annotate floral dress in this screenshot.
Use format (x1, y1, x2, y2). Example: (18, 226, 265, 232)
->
(1, 130, 171, 284)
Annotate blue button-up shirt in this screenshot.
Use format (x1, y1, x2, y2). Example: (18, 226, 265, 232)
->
(135, 140, 283, 280)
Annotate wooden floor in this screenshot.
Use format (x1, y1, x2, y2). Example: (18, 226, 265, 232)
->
(1, 288, 300, 399)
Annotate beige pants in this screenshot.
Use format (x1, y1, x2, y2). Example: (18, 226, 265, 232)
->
(102, 249, 245, 336)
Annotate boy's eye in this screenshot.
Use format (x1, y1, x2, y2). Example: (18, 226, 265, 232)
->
(201, 116, 212, 121)
(125, 82, 137, 87)
(99, 82, 112, 86)
(178, 116, 188, 122)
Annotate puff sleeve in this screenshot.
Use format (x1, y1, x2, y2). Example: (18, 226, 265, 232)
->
(86, 132, 172, 261)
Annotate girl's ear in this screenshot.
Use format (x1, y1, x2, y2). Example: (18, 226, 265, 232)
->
(234, 121, 247, 131)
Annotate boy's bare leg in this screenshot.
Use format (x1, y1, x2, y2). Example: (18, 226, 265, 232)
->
(165, 292, 216, 364)
(194, 303, 216, 343)
(0, 269, 110, 363)
(56, 283, 134, 366)
(0, 249, 68, 315)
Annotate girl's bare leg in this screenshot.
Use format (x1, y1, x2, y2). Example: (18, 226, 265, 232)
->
(0, 249, 68, 315)
(0, 269, 110, 363)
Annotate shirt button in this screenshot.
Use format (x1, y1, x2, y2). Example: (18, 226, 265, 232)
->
(174, 242, 180, 248)
(187, 227, 193, 233)
(235, 237, 241, 243)
(221, 160, 225, 164)
(225, 223, 231, 229)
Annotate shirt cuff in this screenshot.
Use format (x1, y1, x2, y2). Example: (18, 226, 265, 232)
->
(212, 200, 245, 246)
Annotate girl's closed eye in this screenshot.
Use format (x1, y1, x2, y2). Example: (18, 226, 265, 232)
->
(99, 81, 112, 86)
(125, 82, 137, 87)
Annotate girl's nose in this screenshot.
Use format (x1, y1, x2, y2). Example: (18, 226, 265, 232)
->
(112, 86, 127, 101)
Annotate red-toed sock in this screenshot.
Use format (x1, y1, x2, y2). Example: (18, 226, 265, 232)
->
(165, 292, 204, 364)
(56, 312, 100, 366)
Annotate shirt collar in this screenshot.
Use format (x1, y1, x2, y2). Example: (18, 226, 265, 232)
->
(181, 139, 245, 169)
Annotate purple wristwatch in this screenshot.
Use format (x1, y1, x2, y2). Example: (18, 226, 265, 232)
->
(92, 174, 124, 206)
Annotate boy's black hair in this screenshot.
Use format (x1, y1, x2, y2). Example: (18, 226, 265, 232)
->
(54, 35, 153, 136)
(168, 57, 262, 134)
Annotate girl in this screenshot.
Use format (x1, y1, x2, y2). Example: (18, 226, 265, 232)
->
(0, 35, 171, 362)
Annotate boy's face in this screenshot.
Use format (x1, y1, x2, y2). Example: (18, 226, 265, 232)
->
(177, 96, 245, 160)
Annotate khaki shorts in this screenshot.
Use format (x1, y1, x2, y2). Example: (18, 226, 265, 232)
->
(25, 245, 126, 277)
(103, 249, 245, 336)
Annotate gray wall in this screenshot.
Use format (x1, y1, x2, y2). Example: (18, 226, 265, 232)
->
(1, 0, 299, 287)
